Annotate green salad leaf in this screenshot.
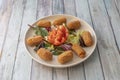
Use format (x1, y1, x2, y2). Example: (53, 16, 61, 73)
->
(52, 50, 64, 55)
(67, 34, 79, 44)
(67, 30, 83, 44)
(44, 42, 54, 50)
(51, 46, 64, 55)
(33, 26, 48, 37)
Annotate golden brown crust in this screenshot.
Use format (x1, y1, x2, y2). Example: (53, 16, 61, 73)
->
(72, 44, 86, 58)
(36, 20, 51, 27)
(81, 31, 93, 46)
(26, 36, 43, 46)
(58, 50, 73, 64)
(37, 48, 53, 61)
(53, 17, 66, 26)
(67, 20, 81, 29)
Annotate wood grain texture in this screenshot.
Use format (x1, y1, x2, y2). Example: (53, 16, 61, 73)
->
(0, 0, 120, 80)
(0, 0, 13, 58)
(104, 0, 120, 52)
(0, 0, 25, 80)
(11, 0, 37, 80)
(53, 68, 68, 80)
(52, 0, 64, 14)
(75, 0, 104, 80)
(52, 0, 68, 80)
(114, 0, 120, 15)
(64, 0, 85, 80)
(0, 0, 13, 79)
(88, 0, 120, 80)
(68, 64, 85, 80)
(64, 0, 76, 15)
(31, 0, 52, 80)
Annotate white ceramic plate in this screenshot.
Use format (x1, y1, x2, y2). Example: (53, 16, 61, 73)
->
(24, 14, 97, 68)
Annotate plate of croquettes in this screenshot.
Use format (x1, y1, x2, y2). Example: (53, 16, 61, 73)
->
(25, 14, 97, 68)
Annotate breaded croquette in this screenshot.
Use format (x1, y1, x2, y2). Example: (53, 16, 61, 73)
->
(37, 48, 53, 61)
(81, 31, 93, 46)
(36, 20, 51, 27)
(67, 20, 81, 29)
(58, 50, 73, 64)
(26, 36, 43, 46)
(72, 44, 86, 58)
(53, 17, 66, 26)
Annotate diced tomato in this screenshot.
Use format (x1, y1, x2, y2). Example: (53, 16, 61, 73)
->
(47, 25, 69, 45)
(56, 36, 62, 42)
(52, 30, 57, 34)
(57, 30, 63, 35)
(54, 39, 61, 45)
(60, 37, 64, 43)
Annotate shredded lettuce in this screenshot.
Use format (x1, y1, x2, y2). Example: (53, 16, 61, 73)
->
(67, 30, 84, 44)
(67, 34, 79, 44)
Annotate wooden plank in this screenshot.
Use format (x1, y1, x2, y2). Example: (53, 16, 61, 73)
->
(75, 0, 104, 80)
(53, 68, 68, 80)
(52, 0, 68, 80)
(103, 0, 120, 79)
(64, 0, 85, 80)
(0, 0, 25, 80)
(37, 0, 52, 18)
(52, 0, 64, 14)
(114, 0, 120, 15)
(64, 0, 76, 15)
(11, 0, 37, 80)
(68, 64, 85, 80)
(31, 63, 52, 80)
(0, 0, 13, 58)
(104, 0, 120, 52)
(30, 0, 52, 80)
(88, 0, 120, 80)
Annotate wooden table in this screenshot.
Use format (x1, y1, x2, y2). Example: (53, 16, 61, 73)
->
(0, 0, 120, 80)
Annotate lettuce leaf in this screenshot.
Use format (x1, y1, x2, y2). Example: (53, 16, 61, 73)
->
(67, 34, 79, 44)
(33, 26, 48, 37)
(67, 30, 83, 44)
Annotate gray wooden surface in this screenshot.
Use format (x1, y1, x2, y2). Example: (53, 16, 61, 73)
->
(0, 0, 120, 80)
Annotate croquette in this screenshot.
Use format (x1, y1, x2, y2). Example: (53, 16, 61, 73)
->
(81, 31, 93, 46)
(36, 20, 51, 27)
(72, 44, 86, 58)
(67, 20, 81, 29)
(53, 17, 66, 26)
(37, 48, 53, 61)
(26, 36, 43, 46)
(58, 50, 73, 64)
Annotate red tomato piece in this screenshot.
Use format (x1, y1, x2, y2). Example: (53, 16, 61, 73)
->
(47, 25, 69, 45)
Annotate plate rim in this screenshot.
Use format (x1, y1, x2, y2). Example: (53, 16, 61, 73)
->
(24, 14, 97, 68)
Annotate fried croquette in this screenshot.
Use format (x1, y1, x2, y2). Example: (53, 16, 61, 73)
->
(58, 50, 73, 64)
(67, 20, 81, 29)
(37, 48, 53, 61)
(26, 36, 43, 46)
(81, 31, 93, 47)
(72, 44, 86, 58)
(53, 17, 66, 26)
(36, 20, 51, 27)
